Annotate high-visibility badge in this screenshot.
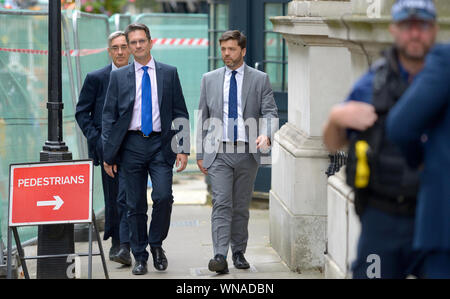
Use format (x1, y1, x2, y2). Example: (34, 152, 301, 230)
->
(8, 160, 93, 226)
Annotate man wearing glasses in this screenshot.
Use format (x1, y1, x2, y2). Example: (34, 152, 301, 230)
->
(76, 31, 131, 265)
(322, 0, 438, 278)
(102, 23, 190, 275)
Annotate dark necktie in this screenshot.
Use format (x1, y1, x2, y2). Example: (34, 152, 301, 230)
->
(141, 66, 153, 136)
(228, 70, 238, 141)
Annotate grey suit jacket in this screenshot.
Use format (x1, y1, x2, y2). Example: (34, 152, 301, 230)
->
(196, 64, 278, 169)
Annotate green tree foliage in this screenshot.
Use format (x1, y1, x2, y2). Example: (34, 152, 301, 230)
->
(132, 0, 161, 13)
(80, 0, 129, 16)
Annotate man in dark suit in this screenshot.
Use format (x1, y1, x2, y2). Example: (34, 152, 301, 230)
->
(102, 23, 190, 275)
(75, 31, 131, 264)
(387, 43, 450, 279)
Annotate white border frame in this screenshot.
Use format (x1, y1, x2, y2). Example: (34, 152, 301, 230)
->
(8, 160, 93, 227)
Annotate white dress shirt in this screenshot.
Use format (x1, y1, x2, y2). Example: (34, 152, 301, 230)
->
(223, 63, 247, 142)
(128, 57, 161, 132)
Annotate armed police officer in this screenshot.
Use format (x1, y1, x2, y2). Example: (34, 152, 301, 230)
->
(322, 0, 438, 279)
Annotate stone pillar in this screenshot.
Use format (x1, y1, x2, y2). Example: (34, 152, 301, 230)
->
(269, 0, 352, 273)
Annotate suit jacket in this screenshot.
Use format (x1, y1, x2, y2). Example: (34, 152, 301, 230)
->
(386, 43, 450, 251)
(196, 64, 278, 169)
(75, 64, 112, 166)
(102, 60, 190, 166)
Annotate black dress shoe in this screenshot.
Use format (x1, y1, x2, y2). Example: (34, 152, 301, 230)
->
(232, 251, 250, 269)
(112, 247, 132, 266)
(150, 247, 168, 271)
(208, 254, 229, 274)
(109, 244, 120, 261)
(132, 260, 147, 275)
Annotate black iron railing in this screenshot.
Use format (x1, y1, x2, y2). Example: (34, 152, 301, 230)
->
(326, 151, 347, 177)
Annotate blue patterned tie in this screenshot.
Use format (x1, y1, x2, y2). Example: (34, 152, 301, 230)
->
(228, 70, 238, 141)
(141, 66, 153, 136)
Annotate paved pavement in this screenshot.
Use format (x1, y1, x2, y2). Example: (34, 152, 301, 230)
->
(20, 174, 323, 279)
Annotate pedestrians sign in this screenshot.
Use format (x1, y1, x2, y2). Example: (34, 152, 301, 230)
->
(6, 160, 108, 279)
(8, 160, 93, 226)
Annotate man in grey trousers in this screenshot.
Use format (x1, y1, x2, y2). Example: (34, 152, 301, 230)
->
(196, 30, 278, 274)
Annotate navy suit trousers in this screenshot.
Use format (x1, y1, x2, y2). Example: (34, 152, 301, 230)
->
(351, 206, 424, 279)
(117, 169, 129, 246)
(100, 162, 120, 243)
(120, 132, 174, 262)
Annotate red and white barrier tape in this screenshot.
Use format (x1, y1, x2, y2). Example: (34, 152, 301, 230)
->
(0, 38, 209, 56)
(0, 47, 107, 56)
(152, 38, 209, 46)
(0, 38, 284, 56)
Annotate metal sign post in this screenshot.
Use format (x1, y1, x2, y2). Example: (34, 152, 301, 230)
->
(37, 0, 75, 279)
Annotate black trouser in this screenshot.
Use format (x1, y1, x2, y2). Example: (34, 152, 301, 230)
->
(100, 163, 120, 244)
(120, 132, 174, 262)
(352, 194, 423, 279)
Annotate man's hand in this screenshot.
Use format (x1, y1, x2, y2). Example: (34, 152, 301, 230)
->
(196, 159, 208, 175)
(103, 162, 117, 178)
(175, 154, 188, 173)
(322, 101, 378, 153)
(256, 135, 271, 151)
(336, 101, 378, 131)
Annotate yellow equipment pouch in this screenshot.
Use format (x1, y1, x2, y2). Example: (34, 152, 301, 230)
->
(354, 140, 370, 188)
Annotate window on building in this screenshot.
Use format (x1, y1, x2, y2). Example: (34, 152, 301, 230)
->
(264, 3, 288, 92)
(208, 0, 229, 71)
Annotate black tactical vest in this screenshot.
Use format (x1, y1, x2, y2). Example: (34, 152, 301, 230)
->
(346, 47, 420, 216)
